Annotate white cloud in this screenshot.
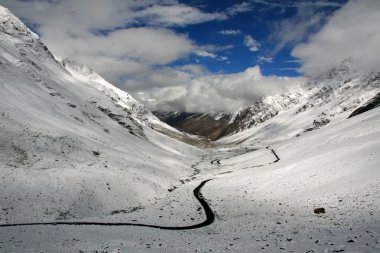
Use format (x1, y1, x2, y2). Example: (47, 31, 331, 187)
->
(134, 4, 227, 26)
(292, 0, 380, 76)
(227, 2, 253, 16)
(179, 64, 209, 76)
(220, 56, 229, 62)
(38, 26, 196, 85)
(250, 0, 344, 9)
(194, 50, 231, 62)
(0, 0, 228, 86)
(195, 50, 217, 59)
(258, 56, 273, 63)
(1, 0, 226, 28)
(244, 35, 260, 52)
(269, 4, 327, 55)
(138, 66, 305, 112)
(122, 63, 208, 93)
(218, 29, 242, 35)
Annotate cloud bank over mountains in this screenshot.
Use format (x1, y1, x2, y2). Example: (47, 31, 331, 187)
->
(140, 66, 305, 112)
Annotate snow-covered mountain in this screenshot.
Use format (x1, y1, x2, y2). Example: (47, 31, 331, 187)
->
(157, 60, 379, 140)
(221, 58, 380, 138)
(62, 58, 162, 128)
(0, 5, 200, 222)
(219, 58, 380, 145)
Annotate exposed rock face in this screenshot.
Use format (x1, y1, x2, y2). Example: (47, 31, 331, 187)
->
(153, 111, 233, 141)
(348, 91, 380, 118)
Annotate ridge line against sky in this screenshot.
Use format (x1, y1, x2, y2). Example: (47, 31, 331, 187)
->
(1, 0, 379, 112)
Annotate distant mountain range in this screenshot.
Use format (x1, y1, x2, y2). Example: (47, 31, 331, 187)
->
(155, 58, 380, 140)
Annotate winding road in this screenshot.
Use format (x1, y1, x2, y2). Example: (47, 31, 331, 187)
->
(0, 179, 213, 230)
(0, 147, 280, 230)
(211, 159, 221, 165)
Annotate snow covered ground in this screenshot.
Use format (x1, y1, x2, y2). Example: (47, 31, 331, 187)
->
(0, 5, 379, 253)
(1, 106, 379, 252)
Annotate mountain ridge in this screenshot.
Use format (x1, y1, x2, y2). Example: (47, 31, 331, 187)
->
(155, 58, 380, 140)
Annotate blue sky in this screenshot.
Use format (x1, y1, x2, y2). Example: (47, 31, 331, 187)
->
(171, 0, 347, 76)
(2, 0, 379, 112)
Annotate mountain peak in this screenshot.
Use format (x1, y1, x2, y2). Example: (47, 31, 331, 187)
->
(336, 57, 356, 72)
(326, 57, 358, 79)
(0, 5, 39, 40)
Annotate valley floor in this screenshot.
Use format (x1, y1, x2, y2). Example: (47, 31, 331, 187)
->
(1, 108, 380, 253)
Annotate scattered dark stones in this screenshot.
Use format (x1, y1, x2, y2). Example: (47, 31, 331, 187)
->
(313, 118, 330, 128)
(49, 92, 61, 97)
(97, 106, 146, 138)
(73, 116, 83, 122)
(313, 207, 326, 214)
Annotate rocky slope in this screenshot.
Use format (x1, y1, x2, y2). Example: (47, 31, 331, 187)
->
(153, 111, 233, 140)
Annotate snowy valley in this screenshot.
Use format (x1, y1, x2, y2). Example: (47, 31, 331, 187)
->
(0, 4, 380, 253)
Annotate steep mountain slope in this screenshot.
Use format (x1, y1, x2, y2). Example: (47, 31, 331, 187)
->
(62, 59, 168, 129)
(0, 5, 200, 222)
